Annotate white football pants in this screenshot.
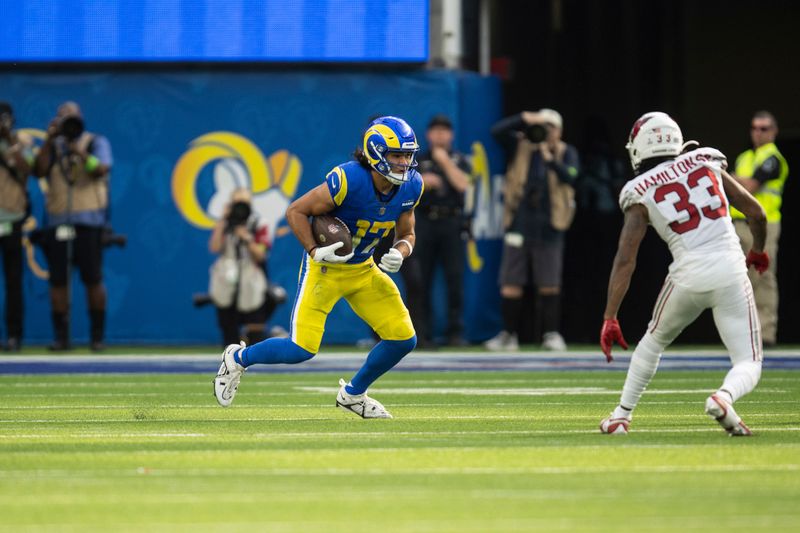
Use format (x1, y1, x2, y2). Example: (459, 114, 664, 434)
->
(619, 275, 762, 413)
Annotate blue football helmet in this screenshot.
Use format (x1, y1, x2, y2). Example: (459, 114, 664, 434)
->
(362, 116, 419, 185)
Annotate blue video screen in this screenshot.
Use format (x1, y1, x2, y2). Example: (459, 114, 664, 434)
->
(0, 0, 429, 62)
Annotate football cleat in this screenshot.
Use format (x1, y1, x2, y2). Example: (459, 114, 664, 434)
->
(213, 341, 246, 408)
(484, 330, 519, 352)
(600, 415, 630, 435)
(542, 331, 567, 351)
(705, 394, 752, 436)
(335, 379, 393, 419)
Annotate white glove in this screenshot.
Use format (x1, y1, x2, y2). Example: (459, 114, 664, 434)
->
(311, 241, 354, 263)
(379, 247, 404, 273)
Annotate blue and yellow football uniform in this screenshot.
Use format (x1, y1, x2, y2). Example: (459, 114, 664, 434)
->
(290, 161, 424, 353)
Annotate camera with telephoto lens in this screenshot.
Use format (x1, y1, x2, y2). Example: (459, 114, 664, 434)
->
(226, 201, 252, 227)
(58, 115, 85, 141)
(526, 124, 549, 143)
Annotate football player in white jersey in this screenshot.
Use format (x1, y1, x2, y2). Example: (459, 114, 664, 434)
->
(598, 112, 769, 436)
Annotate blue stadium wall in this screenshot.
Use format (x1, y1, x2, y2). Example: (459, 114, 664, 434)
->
(0, 69, 506, 345)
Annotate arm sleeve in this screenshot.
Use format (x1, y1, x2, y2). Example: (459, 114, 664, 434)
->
(490, 114, 525, 140)
(548, 145, 580, 185)
(490, 114, 527, 156)
(752, 155, 781, 184)
(325, 166, 348, 206)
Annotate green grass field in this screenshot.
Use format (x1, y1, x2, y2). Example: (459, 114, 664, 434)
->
(0, 369, 798, 532)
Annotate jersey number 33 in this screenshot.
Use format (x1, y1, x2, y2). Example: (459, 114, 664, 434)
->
(654, 168, 728, 235)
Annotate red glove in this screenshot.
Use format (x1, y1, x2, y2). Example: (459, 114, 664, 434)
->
(746, 250, 769, 274)
(600, 319, 628, 363)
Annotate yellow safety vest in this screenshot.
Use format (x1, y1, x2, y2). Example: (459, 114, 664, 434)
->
(730, 142, 788, 222)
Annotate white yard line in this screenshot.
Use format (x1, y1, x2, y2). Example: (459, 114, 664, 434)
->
(0, 399, 797, 410)
(296, 386, 789, 395)
(0, 463, 798, 478)
(1, 426, 799, 435)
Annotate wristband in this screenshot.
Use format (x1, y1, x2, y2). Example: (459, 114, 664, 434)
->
(307, 246, 317, 256)
(394, 239, 413, 256)
(85, 155, 100, 172)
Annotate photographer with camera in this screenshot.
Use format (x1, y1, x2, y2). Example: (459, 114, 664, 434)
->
(34, 101, 113, 351)
(208, 188, 283, 347)
(0, 102, 34, 351)
(485, 109, 580, 351)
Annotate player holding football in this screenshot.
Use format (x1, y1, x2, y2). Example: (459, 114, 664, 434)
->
(213, 116, 422, 418)
(599, 112, 768, 436)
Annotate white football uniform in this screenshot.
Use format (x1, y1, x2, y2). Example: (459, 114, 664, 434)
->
(619, 147, 746, 291)
(614, 148, 762, 414)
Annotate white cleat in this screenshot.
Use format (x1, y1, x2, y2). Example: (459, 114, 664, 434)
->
(542, 331, 567, 351)
(484, 331, 519, 352)
(705, 394, 752, 436)
(213, 342, 246, 407)
(336, 379, 393, 419)
(600, 415, 630, 435)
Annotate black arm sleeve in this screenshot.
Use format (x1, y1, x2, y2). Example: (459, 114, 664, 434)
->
(547, 161, 576, 185)
(490, 114, 526, 139)
(752, 155, 781, 184)
(490, 114, 526, 157)
(547, 145, 580, 185)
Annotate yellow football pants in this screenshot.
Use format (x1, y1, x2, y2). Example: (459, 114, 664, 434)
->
(290, 256, 415, 353)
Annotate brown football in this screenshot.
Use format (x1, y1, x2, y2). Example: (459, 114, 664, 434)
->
(311, 215, 353, 256)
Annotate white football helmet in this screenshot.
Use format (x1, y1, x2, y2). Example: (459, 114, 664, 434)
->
(625, 112, 683, 171)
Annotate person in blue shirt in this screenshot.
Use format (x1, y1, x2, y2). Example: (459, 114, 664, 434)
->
(35, 102, 113, 352)
(214, 116, 423, 419)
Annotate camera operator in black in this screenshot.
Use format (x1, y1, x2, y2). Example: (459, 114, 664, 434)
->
(208, 188, 278, 346)
(34, 102, 113, 351)
(410, 114, 472, 347)
(486, 109, 580, 351)
(0, 102, 34, 352)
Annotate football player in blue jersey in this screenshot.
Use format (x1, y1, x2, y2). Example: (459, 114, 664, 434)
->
(213, 116, 423, 418)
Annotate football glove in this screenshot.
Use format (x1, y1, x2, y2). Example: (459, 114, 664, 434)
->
(600, 318, 628, 363)
(379, 247, 404, 273)
(745, 249, 769, 274)
(311, 241, 354, 264)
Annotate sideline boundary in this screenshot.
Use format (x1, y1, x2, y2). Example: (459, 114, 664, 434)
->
(1, 350, 799, 374)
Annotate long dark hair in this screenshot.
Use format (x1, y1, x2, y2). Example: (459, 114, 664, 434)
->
(353, 147, 372, 170)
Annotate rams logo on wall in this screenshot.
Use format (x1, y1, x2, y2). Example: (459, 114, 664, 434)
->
(171, 131, 302, 239)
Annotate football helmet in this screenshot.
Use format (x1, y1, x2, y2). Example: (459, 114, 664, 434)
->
(363, 116, 419, 185)
(625, 112, 683, 171)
